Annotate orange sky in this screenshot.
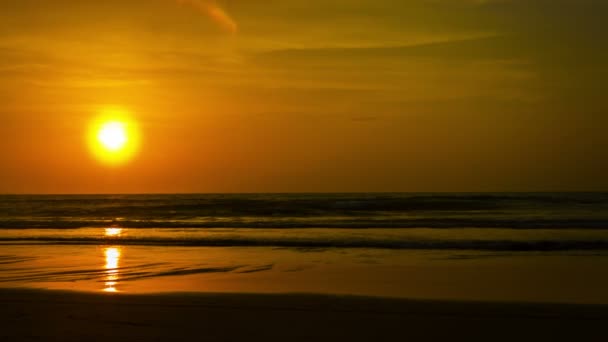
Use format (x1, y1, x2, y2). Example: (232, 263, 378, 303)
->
(1, 0, 607, 193)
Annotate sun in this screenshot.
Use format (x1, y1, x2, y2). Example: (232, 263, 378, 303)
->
(88, 108, 141, 166)
(98, 122, 128, 151)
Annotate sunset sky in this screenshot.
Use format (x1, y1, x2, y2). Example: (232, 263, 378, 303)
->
(1, 0, 606, 193)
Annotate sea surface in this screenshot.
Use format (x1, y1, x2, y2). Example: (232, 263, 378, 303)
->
(2, 192, 608, 229)
(1, 193, 608, 302)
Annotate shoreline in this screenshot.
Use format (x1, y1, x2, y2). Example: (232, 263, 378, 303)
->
(2, 288, 608, 341)
(3, 244, 608, 305)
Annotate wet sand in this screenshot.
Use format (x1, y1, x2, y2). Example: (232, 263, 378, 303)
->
(4, 244, 608, 304)
(1, 289, 607, 342)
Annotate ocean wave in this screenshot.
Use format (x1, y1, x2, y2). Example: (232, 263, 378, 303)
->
(2, 193, 608, 229)
(0, 218, 607, 229)
(0, 262, 274, 284)
(2, 235, 608, 251)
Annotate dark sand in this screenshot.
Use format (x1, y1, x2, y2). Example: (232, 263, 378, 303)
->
(1, 289, 607, 342)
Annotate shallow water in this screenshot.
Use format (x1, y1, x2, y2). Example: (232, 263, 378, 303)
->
(2, 227, 608, 250)
(2, 193, 608, 304)
(2, 243, 608, 304)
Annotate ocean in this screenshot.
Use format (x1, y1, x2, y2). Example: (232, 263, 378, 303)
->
(1, 193, 608, 302)
(3, 192, 608, 229)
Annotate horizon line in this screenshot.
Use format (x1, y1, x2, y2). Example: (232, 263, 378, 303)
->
(1, 191, 607, 196)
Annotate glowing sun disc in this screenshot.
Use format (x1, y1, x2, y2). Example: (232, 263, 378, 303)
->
(98, 122, 128, 151)
(87, 108, 141, 166)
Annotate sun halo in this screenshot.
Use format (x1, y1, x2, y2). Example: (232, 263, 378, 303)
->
(87, 109, 140, 166)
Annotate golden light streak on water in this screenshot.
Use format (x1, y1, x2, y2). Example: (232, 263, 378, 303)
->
(105, 228, 123, 237)
(103, 247, 122, 292)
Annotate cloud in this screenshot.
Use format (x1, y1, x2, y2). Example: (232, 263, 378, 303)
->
(175, 0, 238, 34)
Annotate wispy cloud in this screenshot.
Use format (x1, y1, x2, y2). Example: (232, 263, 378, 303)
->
(175, 0, 238, 34)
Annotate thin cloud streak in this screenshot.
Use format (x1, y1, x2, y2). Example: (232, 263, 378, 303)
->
(175, 0, 238, 34)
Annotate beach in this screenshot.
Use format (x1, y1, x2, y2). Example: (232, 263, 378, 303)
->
(2, 289, 608, 342)
(3, 243, 608, 304)
(3, 0, 607, 338)
(3, 245, 608, 342)
(2, 194, 608, 340)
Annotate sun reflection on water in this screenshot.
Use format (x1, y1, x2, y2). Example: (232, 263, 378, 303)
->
(105, 228, 123, 237)
(103, 247, 122, 292)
